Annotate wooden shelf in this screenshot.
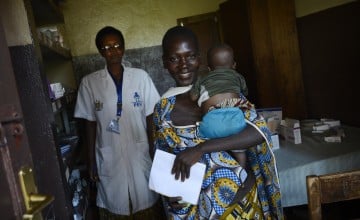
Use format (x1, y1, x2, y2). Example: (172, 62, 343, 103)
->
(40, 42, 71, 60)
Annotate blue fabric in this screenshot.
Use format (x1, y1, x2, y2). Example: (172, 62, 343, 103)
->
(198, 107, 247, 139)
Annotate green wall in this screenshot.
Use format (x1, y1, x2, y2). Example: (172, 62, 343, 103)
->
(62, 0, 355, 57)
(294, 0, 355, 17)
(1, 0, 354, 49)
(62, 0, 226, 56)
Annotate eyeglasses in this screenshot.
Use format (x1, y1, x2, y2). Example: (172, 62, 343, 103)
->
(101, 43, 122, 51)
(166, 53, 199, 64)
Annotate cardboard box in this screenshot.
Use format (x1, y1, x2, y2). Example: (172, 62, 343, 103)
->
(257, 108, 282, 149)
(257, 107, 282, 134)
(320, 118, 341, 127)
(271, 134, 280, 150)
(279, 118, 302, 144)
(324, 135, 341, 143)
(280, 126, 302, 144)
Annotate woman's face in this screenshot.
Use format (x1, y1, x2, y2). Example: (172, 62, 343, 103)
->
(163, 36, 200, 87)
(99, 34, 124, 66)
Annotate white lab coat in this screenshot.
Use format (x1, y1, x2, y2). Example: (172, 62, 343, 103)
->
(74, 66, 160, 215)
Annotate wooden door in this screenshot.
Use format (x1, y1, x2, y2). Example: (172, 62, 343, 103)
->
(219, 0, 307, 119)
(0, 18, 58, 220)
(177, 12, 222, 75)
(218, 0, 260, 105)
(0, 19, 39, 219)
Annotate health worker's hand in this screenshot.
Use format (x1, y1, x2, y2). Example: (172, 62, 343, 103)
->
(88, 162, 99, 182)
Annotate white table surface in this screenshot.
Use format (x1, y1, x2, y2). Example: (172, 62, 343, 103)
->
(273, 125, 360, 207)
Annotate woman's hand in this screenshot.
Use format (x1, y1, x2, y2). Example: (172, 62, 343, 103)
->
(88, 161, 99, 182)
(171, 146, 204, 181)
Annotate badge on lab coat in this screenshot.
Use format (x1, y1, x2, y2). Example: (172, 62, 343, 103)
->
(94, 100, 103, 111)
(108, 118, 120, 134)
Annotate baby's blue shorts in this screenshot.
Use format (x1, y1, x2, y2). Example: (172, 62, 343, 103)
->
(198, 107, 247, 139)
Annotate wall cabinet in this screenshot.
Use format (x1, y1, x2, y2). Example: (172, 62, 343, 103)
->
(30, 0, 76, 136)
(219, 0, 307, 119)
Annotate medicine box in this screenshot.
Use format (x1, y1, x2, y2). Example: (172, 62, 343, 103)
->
(279, 118, 302, 144)
(271, 134, 280, 150)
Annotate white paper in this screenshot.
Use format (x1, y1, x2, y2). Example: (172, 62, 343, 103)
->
(149, 149, 206, 205)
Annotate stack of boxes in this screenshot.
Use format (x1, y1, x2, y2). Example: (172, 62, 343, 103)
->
(313, 119, 343, 142)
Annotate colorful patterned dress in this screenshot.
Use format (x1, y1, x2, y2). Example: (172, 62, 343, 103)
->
(153, 92, 283, 220)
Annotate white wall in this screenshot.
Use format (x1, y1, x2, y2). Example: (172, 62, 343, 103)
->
(0, 0, 32, 46)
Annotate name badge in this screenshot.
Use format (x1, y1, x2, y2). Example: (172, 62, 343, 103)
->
(107, 118, 120, 134)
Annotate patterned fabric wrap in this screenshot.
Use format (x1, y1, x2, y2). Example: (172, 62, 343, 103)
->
(153, 93, 283, 220)
(220, 185, 263, 220)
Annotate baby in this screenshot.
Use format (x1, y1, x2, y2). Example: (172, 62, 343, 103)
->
(190, 43, 253, 167)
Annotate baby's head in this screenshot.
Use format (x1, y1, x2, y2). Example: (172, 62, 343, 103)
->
(207, 43, 236, 70)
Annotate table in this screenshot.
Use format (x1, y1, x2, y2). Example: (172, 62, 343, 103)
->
(273, 125, 360, 207)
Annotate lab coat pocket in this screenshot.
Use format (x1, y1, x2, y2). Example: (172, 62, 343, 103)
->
(97, 146, 114, 177)
(130, 118, 147, 143)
